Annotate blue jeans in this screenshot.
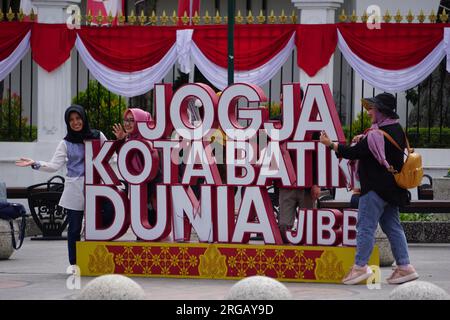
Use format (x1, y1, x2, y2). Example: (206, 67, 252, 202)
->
(355, 191, 410, 267)
(67, 209, 83, 265)
(350, 193, 360, 209)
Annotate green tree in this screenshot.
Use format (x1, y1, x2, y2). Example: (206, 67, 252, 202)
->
(73, 80, 128, 139)
(342, 111, 372, 142)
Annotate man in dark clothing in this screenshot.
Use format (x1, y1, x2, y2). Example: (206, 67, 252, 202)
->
(320, 93, 418, 285)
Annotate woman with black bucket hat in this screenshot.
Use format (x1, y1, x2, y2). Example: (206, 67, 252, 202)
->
(320, 92, 419, 285)
(16, 105, 107, 266)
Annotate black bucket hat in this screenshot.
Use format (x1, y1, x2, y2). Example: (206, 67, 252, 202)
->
(361, 93, 399, 119)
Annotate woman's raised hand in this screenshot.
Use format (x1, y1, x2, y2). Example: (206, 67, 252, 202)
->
(15, 158, 35, 167)
(352, 134, 364, 144)
(319, 131, 331, 146)
(112, 123, 127, 140)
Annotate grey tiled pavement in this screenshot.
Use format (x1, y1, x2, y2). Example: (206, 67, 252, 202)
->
(0, 235, 449, 300)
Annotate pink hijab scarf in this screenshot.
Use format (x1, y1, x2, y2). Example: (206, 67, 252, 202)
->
(366, 109, 400, 169)
(347, 109, 399, 189)
(124, 108, 151, 172)
(124, 108, 151, 139)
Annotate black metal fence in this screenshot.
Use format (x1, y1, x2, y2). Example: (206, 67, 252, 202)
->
(0, 51, 36, 142)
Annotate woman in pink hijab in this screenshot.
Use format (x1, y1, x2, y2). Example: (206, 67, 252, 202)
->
(113, 108, 160, 226)
(113, 108, 150, 140)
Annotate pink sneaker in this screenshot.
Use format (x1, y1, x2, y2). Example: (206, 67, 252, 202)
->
(387, 265, 419, 284)
(342, 265, 373, 285)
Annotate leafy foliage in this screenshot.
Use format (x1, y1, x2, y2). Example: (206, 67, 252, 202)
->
(341, 111, 450, 148)
(342, 111, 372, 143)
(400, 213, 434, 222)
(406, 127, 450, 148)
(262, 101, 282, 119)
(0, 93, 37, 142)
(73, 80, 128, 139)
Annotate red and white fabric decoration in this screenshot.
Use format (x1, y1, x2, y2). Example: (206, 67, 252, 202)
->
(295, 24, 337, 77)
(2, 22, 450, 97)
(445, 28, 450, 73)
(31, 23, 76, 73)
(337, 24, 446, 92)
(190, 25, 296, 90)
(75, 26, 178, 97)
(0, 22, 31, 81)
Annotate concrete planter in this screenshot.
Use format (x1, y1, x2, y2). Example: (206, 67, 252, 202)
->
(375, 225, 395, 267)
(433, 177, 450, 200)
(25, 216, 42, 238)
(402, 221, 450, 243)
(0, 219, 19, 260)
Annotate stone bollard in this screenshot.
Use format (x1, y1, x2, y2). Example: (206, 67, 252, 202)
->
(375, 225, 395, 267)
(389, 281, 450, 300)
(0, 181, 6, 201)
(433, 177, 450, 220)
(225, 276, 292, 300)
(77, 274, 146, 300)
(0, 219, 19, 260)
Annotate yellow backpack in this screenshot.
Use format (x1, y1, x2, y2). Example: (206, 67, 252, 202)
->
(379, 130, 424, 189)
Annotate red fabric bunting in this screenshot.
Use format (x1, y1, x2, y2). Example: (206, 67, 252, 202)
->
(0, 22, 32, 61)
(2, 22, 447, 78)
(337, 23, 444, 70)
(295, 24, 337, 77)
(193, 24, 296, 71)
(77, 26, 177, 72)
(31, 23, 76, 72)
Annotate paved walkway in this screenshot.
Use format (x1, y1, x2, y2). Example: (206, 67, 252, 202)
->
(0, 237, 449, 300)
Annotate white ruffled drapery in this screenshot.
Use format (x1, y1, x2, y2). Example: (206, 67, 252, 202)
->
(0, 31, 30, 82)
(338, 30, 446, 93)
(177, 29, 194, 74)
(445, 28, 450, 73)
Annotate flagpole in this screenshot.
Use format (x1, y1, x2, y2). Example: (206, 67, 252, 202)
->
(227, 0, 235, 85)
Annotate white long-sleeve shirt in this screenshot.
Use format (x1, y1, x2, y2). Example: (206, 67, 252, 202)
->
(33, 133, 107, 211)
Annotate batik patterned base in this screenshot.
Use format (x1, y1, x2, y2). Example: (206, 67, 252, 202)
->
(77, 242, 379, 283)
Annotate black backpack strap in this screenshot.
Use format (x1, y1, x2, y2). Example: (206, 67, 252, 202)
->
(9, 216, 26, 250)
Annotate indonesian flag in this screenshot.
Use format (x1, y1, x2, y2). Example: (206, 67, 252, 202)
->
(87, 0, 124, 25)
(177, 0, 200, 25)
(19, 0, 37, 21)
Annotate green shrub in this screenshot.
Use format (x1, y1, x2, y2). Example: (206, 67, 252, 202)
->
(342, 111, 372, 143)
(341, 111, 450, 148)
(400, 213, 434, 222)
(262, 101, 282, 119)
(0, 93, 37, 142)
(406, 127, 450, 148)
(73, 80, 128, 139)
